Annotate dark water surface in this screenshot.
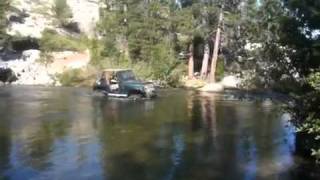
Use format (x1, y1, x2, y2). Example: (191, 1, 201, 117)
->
(0, 86, 318, 180)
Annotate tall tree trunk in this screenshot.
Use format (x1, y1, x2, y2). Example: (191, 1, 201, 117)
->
(188, 43, 194, 79)
(209, 8, 224, 82)
(200, 42, 210, 79)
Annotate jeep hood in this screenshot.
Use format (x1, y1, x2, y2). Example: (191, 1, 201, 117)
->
(123, 80, 143, 85)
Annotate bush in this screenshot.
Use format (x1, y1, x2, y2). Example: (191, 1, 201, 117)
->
(40, 29, 87, 52)
(93, 40, 183, 86)
(57, 69, 82, 86)
(38, 52, 53, 65)
(308, 72, 320, 91)
(293, 71, 320, 163)
(57, 68, 97, 86)
(216, 57, 225, 81)
(0, 0, 9, 45)
(166, 63, 186, 87)
(87, 38, 106, 66)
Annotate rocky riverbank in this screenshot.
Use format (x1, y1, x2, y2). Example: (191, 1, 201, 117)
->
(182, 75, 242, 92)
(0, 0, 100, 86)
(0, 49, 91, 86)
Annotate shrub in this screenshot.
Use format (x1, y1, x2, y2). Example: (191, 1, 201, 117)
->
(215, 57, 225, 81)
(308, 72, 320, 91)
(87, 38, 105, 66)
(57, 67, 97, 86)
(0, 0, 9, 46)
(40, 29, 87, 52)
(38, 52, 53, 65)
(293, 71, 320, 163)
(57, 69, 82, 86)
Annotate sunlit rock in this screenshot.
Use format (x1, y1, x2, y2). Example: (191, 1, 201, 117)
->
(67, 0, 100, 36)
(7, 0, 100, 38)
(244, 42, 262, 51)
(199, 83, 224, 92)
(182, 77, 206, 88)
(3, 50, 55, 85)
(0, 49, 91, 86)
(220, 75, 240, 88)
(48, 50, 91, 74)
(7, 0, 55, 38)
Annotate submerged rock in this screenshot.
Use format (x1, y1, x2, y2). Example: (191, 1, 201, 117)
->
(262, 98, 273, 106)
(0, 67, 17, 83)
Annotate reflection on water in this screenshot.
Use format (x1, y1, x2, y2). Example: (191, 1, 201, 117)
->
(0, 86, 318, 180)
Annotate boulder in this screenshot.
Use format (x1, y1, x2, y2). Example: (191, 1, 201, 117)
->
(9, 15, 25, 24)
(262, 98, 273, 107)
(220, 75, 240, 88)
(67, 0, 100, 36)
(0, 67, 17, 83)
(48, 50, 91, 74)
(183, 78, 206, 88)
(199, 83, 224, 92)
(7, 0, 55, 38)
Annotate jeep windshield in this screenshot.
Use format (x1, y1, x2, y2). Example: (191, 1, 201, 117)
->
(117, 70, 136, 81)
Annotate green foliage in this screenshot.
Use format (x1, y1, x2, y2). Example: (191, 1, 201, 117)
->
(297, 116, 320, 162)
(303, 72, 320, 161)
(0, 0, 9, 45)
(308, 72, 320, 91)
(57, 68, 96, 86)
(87, 38, 105, 66)
(96, 0, 189, 85)
(311, 148, 320, 164)
(279, 0, 320, 76)
(53, 0, 72, 25)
(57, 69, 83, 86)
(166, 63, 186, 87)
(216, 57, 224, 81)
(39, 29, 87, 52)
(279, 0, 320, 162)
(38, 52, 54, 65)
(148, 42, 179, 80)
(289, 71, 320, 162)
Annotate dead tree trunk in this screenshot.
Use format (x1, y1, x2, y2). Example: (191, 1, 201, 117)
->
(209, 8, 223, 82)
(200, 42, 210, 79)
(188, 43, 194, 79)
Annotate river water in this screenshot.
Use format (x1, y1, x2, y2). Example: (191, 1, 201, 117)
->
(0, 86, 318, 180)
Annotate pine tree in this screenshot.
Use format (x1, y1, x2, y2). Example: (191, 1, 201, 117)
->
(53, 0, 73, 26)
(209, 5, 224, 82)
(280, 0, 320, 162)
(0, 0, 9, 46)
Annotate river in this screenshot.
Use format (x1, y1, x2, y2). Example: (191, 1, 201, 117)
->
(0, 86, 318, 180)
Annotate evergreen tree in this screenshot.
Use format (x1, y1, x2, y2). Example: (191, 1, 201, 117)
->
(53, 0, 73, 26)
(279, 0, 320, 161)
(0, 0, 9, 47)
